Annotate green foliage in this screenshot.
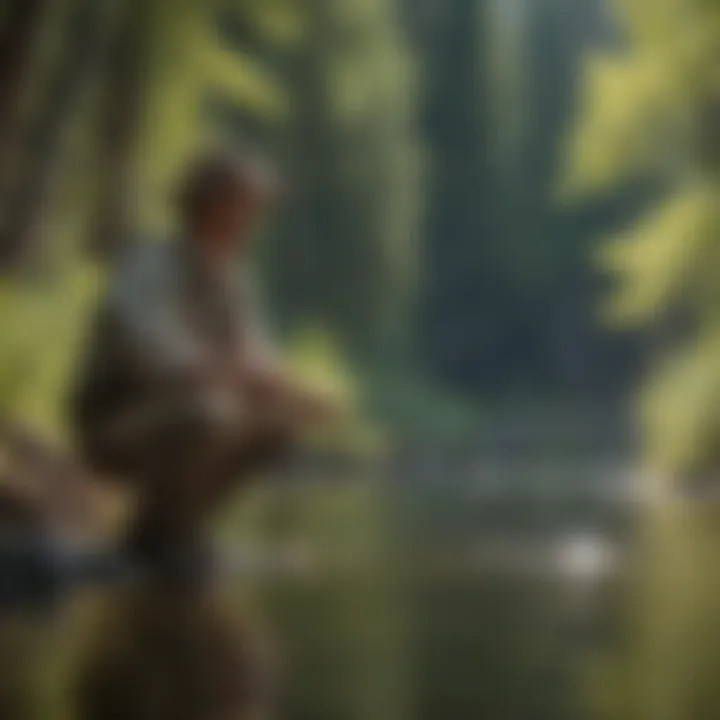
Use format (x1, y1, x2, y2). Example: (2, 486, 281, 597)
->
(0, 264, 101, 436)
(566, 0, 720, 197)
(135, 0, 294, 231)
(568, 0, 720, 475)
(285, 327, 386, 454)
(597, 185, 718, 327)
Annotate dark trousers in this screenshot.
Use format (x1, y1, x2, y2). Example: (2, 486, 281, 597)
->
(77, 389, 292, 560)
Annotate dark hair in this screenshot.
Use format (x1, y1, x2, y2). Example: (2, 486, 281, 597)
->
(177, 148, 278, 223)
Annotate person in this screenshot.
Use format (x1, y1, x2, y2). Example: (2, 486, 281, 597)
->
(71, 149, 337, 570)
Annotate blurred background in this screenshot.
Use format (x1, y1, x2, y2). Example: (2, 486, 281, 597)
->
(0, 0, 718, 718)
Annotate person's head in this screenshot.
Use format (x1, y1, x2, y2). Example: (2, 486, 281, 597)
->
(177, 147, 279, 257)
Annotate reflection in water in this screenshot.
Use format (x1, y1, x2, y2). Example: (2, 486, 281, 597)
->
(251, 456, 634, 720)
(554, 533, 616, 582)
(0, 612, 50, 720)
(75, 585, 274, 720)
(0, 454, 635, 720)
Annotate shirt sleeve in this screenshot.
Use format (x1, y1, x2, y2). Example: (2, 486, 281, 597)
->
(108, 244, 207, 377)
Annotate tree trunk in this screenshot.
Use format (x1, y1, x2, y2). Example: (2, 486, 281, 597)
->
(0, 0, 53, 217)
(88, 0, 153, 261)
(0, 0, 119, 271)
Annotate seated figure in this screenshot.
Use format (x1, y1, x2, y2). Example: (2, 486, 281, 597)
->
(71, 149, 335, 570)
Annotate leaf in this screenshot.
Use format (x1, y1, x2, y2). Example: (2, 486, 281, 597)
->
(598, 185, 716, 326)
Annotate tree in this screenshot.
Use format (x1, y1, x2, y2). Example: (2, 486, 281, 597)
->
(86, 0, 153, 260)
(0, 0, 54, 201)
(413, 0, 493, 392)
(265, 0, 420, 369)
(410, 0, 636, 400)
(0, 0, 119, 269)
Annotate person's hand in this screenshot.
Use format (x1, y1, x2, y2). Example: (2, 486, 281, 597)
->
(237, 362, 286, 405)
(292, 388, 344, 427)
(232, 354, 345, 428)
